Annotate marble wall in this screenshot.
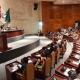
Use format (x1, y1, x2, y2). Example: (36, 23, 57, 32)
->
(0, 0, 41, 34)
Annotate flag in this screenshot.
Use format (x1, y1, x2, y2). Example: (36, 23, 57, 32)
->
(5, 8, 11, 22)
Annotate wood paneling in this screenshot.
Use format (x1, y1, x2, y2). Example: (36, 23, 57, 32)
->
(0, 6, 1, 18)
(42, 1, 80, 33)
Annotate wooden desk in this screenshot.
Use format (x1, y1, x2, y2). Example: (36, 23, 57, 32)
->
(65, 58, 80, 68)
(55, 64, 75, 79)
(2, 30, 23, 38)
(0, 33, 9, 52)
(49, 74, 68, 80)
(5, 61, 22, 80)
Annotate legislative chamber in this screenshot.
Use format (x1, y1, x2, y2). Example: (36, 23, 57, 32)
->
(0, 0, 80, 80)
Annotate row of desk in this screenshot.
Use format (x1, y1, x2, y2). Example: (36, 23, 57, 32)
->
(5, 28, 79, 80)
(49, 39, 80, 80)
(5, 37, 66, 80)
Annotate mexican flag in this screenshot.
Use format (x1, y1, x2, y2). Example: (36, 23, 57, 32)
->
(5, 8, 11, 22)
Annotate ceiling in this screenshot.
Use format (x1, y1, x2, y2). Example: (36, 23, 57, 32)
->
(27, 0, 80, 4)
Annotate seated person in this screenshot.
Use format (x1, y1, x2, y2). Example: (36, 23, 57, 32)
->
(35, 56, 46, 71)
(68, 70, 77, 80)
(19, 57, 28, 72)
(41, 43, 57, 57)
(51, 42, 58, 51)
(14, 57, 28, 80)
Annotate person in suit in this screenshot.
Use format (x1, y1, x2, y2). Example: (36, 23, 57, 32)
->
(21, 57, 28, 71)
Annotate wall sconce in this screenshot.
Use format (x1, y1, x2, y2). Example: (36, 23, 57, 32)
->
(38, 21, 43, 32)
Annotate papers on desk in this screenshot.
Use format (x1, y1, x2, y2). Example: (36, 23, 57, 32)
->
(71, 68, 75, 71)
(11, 65, 18, 72)
(47, 47, 50, 50)
(18, 64, 22, 68)
(28, 60, 32, 63)
(57, 40, 61, 44)
(75, 54, 80, 59)
(64, 68, 70, 76)
(35, 54, 41, 57)
(72, 61, 79, 65)
(11, 64, 22, 72)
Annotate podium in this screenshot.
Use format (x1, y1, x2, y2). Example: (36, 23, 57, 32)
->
(1, 30, 24, 38)
(0, 33, 9, 52)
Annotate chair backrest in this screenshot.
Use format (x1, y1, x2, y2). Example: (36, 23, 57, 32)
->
(51, 51, 56, 68)
(25, 62, 35, 80)
(62, 40, 66, 53)
(44, 57, 51, 77)
(56, 48, 61, 62)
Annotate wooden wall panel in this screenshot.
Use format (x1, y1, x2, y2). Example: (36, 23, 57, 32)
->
(42, 2, 50, 33)
(41, 1, 80, 33)
(0, 6, 1, 18)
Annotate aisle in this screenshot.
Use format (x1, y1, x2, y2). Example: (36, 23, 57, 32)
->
(51, 41, 73, 76)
